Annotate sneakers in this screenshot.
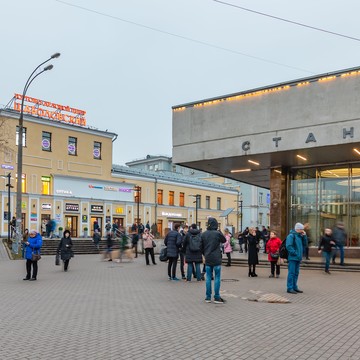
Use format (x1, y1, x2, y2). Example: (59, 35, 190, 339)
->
(287, 289, 297, 294)
(205, 298, 211, 303)
(294, 289, 303, 293)
(214, 297, 226, 304)
(269, 274, 274, 278)
(172, 277, 180, 281)
(325, 270, 331, 274)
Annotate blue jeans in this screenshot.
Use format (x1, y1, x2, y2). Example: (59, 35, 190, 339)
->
(323, 251, 331, 271)
(287, 260, 300, 291)
(205, 265, 221, 300)
(187, 262, 201, 281)
(332, 244, 344, 265)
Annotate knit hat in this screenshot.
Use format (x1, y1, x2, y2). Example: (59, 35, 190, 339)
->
(29, 230, 37, 235)
(294, 223, 304, 230)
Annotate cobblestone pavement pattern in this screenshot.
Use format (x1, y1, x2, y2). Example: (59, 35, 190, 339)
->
(0, 251, 360, 360)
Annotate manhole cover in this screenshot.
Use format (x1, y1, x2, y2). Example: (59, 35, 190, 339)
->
(221, 279, 239, 282)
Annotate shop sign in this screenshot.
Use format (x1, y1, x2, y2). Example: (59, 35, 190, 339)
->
(4, 211, 10, 221)
(82, 215, 88, 223)
(91, 205, 103, 213)
(13, 93, 86, 126)
(65, 203, 79, 212)
(42, 203, 52, 210)
(1, 164, 14, 170)
(106, 216, 111, 223)
(56, 189, 73, 195)
(161, 211, 182, 218)
(115, 207, 124, 214)
(30, 213, 37, 222)
(89, 184, 132, 193)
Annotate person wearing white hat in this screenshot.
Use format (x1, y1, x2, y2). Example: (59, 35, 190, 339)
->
(286, 223, 307, 294)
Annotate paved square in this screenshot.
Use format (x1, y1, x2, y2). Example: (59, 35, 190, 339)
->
(0, 253, 359, 359)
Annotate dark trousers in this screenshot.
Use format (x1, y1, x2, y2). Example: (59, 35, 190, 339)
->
(179, 252, 186, 277)
(64, 259, 70, 271)
(226, 252, 231, 265)
(168, 257, 178, 278)
(145, 248, 156, 265)
(248, 264, 256, 275)
(26, 259, 38, 279)
(270, 261, 280, 275)
(132, 243, 138, 258)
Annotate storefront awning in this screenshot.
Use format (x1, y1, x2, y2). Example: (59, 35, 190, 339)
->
(220, 208, 234, 217)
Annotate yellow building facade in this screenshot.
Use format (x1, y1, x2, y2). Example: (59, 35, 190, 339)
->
(0, 104, 239, 238)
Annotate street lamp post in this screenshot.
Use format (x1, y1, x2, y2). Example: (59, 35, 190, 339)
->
(15, 53, 60, 253)
(1, 173, 13, 245)
(189, 194, 200, 227)
(134, 185, 143, 253)
(234, 193, 243, 234)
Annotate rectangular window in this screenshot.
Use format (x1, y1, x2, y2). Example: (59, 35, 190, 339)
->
(41, 176, 51, 195)
(179, 192, 185, 207)
(93, 141, 102, 159)
(42, 131, 52, 151)
(68, 136, 77, 156)
(169, 191, 174, 206)
(206, 196, 210, 209)
(16, 126, 26, 147)
(16, 173, 26, 193)
(157, 189, 163, 205)
(134, 186, 141, 203)
(217, 197, 221, 210)
(259, 192, 263, 205)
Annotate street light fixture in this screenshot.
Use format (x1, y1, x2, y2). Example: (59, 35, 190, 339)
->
(15, 53, 60, 253)
(1, 173, 14, 246)
(189, 194, 200, 227)
(234, 193, 243, 234)
(134, 185, 143, 253)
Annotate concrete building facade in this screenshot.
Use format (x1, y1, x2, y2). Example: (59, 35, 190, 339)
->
(172, 66, 360, 252)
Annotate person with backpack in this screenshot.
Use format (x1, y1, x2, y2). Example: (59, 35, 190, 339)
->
(183, 223, 202, 281)
(164, 223, 183, 281)
(318, 228, 336, 274)
(286, 223, 308, 294)
(200, 217, 226, 304)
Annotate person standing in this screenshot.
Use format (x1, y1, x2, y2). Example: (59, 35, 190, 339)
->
(266, 230, 282, 278)
(145, 221, 150, 231)
(23, 230, 43, 281)
(112, 220, 119, 238)
(106, 231, 113, 261)
(223, 229, 232, 267)
(164, 223, 183, 280)
(10, 216, 16, 238)
(303, 222, 312, 260)
(286, 223, 308, 294)
(200, 217, 226, 304)
(131, 223, 139, 258)
(318, 228, 336, 274)
(143, 228, 156, 265)
(92, 229, 101, 250)
(183, 223, 202, 281)
(261, 226, 269, 254)
(247, 227, 259, 277)
(179, 225, 189, 279)
(57, 229, 74, 272)
(22, 228, 29, 259)
(332, 221, 347, 266)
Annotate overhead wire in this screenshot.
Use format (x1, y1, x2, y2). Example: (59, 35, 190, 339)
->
(55, 0, 315, 74)
(213, 0, 360, 43)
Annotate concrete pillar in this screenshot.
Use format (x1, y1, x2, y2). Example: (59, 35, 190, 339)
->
(270, 167, 289, 240)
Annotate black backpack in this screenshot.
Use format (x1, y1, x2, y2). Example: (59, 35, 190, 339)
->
(279, 234, 296, 259)
(189, 234, 201, 252)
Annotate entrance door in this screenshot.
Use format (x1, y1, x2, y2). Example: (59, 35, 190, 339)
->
(91, 216, 103, 235)
(157, 220, 163, 237)
(41, 214, 50, 236)
(65, 216, 78, 238)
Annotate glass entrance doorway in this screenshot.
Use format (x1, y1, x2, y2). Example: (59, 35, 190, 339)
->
(65, 216, 78, 238)
(90, 216, 103, 236)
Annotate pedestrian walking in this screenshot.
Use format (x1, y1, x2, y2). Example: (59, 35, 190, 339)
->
(23, 230, 42, 281)
(247, 227, 259, 277)
(286, 223, 308, 294)
(143, 228, 157, 265)
(266, 230, 282, 278)
(200, 217, 226, 304)
(131, 223, 139, 258)
(92, 229, 101, 250)
(318, 228, 336, 274)
(331, 221, 347, 266)
(164, 223, 182, 280)
(106, 231, 113, 261)
(57, 229, 74, 272)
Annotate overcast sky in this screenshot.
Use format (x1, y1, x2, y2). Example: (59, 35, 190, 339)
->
(2, 0, 360, 165)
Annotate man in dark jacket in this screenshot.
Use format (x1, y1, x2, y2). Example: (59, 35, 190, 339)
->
(164, 223, 183, 280)
(200, 217, 226, 304)
(183, 223, 202, 281)
(331, 221, 347, 266)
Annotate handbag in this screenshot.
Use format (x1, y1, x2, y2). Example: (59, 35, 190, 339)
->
(270, 252, 279, 259)
(159, 247, 168, 262)
(152, 240, 156, 248)
(32, 251, 41, 261)
(55, 253, 60, 266)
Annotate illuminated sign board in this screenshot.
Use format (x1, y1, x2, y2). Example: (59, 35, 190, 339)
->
(13, 93, 86, 126)
(42, 203, 52, 210)
(90, 205, 103, 213)
(161, 212, 183, 218)
(65, 203, 79, 212)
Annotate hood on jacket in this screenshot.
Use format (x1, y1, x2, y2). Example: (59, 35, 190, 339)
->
(207, 217, 218, 230)
(189, 228, 200, 236)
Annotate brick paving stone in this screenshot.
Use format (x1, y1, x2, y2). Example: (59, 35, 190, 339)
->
(0, 255, 360, 359)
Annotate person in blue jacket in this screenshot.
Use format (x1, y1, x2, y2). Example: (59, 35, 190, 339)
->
(286, 223, 307, 294)
(23, 230, 43, 281)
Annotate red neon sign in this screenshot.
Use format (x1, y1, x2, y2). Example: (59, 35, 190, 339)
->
(13, 93, 86, 126)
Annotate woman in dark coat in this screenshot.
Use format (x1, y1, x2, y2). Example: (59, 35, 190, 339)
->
(57, 229, 73, 272)
(247, 227, 259, 277)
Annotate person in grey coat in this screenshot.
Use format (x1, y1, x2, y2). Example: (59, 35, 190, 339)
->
(331, 221, 347, 266)
(164, 223, 183, 280)
(57, 230, 74, 272)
